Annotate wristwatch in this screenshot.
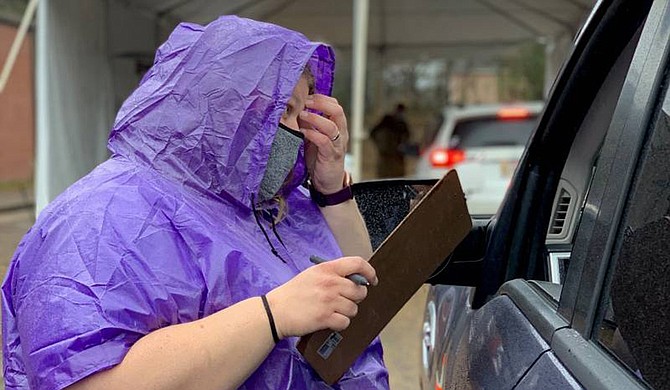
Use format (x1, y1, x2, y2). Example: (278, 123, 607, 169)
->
(309, 171, 354, 207)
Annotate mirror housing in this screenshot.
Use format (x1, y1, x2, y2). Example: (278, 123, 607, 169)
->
(353, 179, 436, 250)
(353, 179, 492, 286)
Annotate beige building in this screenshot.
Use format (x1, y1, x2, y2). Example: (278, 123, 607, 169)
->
(449, 70, 500, 105)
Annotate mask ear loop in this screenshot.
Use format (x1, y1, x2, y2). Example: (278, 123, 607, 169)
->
(271, 214, 287, 249)
(278, 123, 304, 139)
(251, 194, 286, 264)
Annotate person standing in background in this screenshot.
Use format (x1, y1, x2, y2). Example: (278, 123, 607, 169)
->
(371, 103, 411, 178)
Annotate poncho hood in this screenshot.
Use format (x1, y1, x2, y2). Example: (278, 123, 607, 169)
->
(108, 16, 335, 208)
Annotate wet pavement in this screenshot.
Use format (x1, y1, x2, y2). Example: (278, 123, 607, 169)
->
(381, 286, 429, 390)
(0, 189, 426, 389)
(0, 189, 33, 279)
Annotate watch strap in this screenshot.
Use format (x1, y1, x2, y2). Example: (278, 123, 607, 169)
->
(309, 172, 354, 207)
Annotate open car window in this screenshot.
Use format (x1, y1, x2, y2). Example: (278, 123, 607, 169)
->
(539, 18, 645, 294)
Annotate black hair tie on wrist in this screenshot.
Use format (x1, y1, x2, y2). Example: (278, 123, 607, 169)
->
(261, 294, 280, 344)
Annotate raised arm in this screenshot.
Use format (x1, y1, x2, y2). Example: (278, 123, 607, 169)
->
(299, 94, 373, 259)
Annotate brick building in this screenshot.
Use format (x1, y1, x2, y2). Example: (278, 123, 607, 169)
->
(0, 22, 34, 184)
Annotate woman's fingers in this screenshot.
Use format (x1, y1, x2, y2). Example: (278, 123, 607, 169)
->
(328, 275, 368, 302)
(303, 94, 349, 144)
(333, 296, 359, 318)
(326, 256, 378, 286)
(300, 128, 343, 164)
(305, 94, 348, 138)
(299, 111, 343, 145)
(343, 284, 368, 303)
(328, 313, 351, 332)
(298, 94, 350, 194)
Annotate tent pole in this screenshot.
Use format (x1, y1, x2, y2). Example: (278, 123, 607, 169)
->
(0, 0, 39, 94)
(350, 0, 369, 181)
(35, 0, 49, 214)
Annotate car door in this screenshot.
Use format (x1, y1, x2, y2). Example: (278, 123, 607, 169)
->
(422, 0, 663, 388)
(514, 3, 670, 384)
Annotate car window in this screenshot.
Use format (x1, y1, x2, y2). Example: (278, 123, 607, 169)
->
(593, 87, 670, 389)
(449, 116, 538, 149)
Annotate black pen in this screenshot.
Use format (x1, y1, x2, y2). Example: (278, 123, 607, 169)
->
(309, 255, 371, 286)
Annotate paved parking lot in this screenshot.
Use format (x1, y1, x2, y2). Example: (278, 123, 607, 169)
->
(0, 208, 32, 283)
(381, 286, 428, 390)
(0, 190, 33, 390)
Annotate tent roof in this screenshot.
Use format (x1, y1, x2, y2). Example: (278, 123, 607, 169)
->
(32, 0, 597, 212)
(120, 0, 596, 59)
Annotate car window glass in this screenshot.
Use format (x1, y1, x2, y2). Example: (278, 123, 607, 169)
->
(594, 87, 670, 389)
(450, 117, 538, 149)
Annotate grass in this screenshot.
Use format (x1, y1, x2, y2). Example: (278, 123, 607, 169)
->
(0, 180, 32, 192)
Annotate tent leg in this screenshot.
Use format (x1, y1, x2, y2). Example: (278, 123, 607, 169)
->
(35, 0, 50, 215)
(350, 0, 369, 181)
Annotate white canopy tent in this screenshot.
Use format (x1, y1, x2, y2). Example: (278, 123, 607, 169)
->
(33, 0, 594, 213)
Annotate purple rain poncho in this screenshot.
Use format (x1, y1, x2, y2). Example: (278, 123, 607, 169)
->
(2, 16, 388, 390)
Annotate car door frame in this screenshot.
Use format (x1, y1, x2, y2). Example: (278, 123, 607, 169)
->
(557, 0, 670, 336)
(551, 0, 670, 387)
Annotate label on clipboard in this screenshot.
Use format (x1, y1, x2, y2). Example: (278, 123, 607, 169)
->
(316, 332, 343, 359)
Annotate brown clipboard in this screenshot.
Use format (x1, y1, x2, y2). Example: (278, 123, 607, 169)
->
(297, 170, 472, 384)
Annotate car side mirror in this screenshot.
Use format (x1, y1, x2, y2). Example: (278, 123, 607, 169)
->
(353, 179, 437, 250)
(353, 178, 493, 287)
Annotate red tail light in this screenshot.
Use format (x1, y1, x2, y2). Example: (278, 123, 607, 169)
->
(429, 148, 465, 168)
(497, 107, 531, 120)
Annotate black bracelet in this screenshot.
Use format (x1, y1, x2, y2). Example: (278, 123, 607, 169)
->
(260, 294, 280, 344)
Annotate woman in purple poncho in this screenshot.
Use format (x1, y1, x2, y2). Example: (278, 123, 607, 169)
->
(2, 16, 389, 390)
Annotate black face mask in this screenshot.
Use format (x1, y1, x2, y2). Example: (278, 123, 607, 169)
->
(257, 123, 305, 203)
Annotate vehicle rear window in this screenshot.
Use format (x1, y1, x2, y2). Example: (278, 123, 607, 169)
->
(449, 116, 538, 149)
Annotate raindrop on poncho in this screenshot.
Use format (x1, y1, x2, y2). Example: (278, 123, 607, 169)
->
(2, 16, 388, 390)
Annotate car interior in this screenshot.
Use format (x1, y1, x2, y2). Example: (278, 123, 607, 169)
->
(543, 24, 643, 287)
(532, 20, 646, 380)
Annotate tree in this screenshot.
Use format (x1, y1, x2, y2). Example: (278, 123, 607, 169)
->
(498, 42, 546, 102)
(0, 0, 29, 24)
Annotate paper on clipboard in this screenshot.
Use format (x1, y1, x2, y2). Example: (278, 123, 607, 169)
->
(298, 170, 472, 384)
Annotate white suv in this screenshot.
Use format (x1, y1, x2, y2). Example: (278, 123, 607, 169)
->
(414, 102, 543, 215)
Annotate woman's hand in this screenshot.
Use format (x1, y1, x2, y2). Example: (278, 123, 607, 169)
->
(266, 257, 378, 339)
(299, 94, 349, 194)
